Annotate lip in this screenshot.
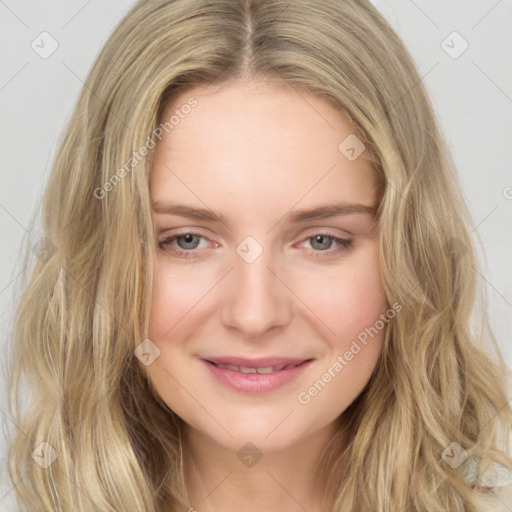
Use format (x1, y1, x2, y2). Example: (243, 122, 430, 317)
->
(203, 356, 309, 368)
(201, 356, 314, 394)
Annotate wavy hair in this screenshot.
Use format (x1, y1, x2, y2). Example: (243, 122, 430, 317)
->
(6, 0, 512, 510)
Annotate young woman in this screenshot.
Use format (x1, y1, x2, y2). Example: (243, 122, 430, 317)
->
(6, 0, 512, 510)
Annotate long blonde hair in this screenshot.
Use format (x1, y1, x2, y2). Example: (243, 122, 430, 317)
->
(6, 0, 512, 510)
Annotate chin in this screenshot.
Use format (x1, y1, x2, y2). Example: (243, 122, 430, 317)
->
(184, 406, 329, 455)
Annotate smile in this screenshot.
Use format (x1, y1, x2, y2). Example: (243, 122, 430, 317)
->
(210, 362, 303, 374)
(201, 357, 313, 394)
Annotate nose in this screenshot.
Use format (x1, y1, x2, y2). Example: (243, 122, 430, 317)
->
(220, 248, 292, 338)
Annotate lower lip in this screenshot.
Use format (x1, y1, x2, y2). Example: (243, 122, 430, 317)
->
(202, 359, 313, 394)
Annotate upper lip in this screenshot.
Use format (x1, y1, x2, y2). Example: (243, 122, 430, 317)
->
(202, 356, 312, 368)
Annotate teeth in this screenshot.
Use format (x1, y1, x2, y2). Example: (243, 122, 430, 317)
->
(239, 366, 257, 374)
(216, 364, 240, 371)
(213, 362, 301, 373)
(256, 367, 274, 374)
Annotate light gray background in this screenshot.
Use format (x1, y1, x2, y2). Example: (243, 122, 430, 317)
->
(1, 1, 511, 509)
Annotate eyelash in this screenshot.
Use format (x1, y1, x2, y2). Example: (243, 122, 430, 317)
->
(158, 231, 354, 259)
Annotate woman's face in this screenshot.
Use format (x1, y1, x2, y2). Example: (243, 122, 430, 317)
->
(146, 79, 388, 453)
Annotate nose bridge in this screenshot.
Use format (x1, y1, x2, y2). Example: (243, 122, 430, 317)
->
(220, 240, 291, 336)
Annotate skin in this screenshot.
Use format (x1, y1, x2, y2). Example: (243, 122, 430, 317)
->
(146, 78, 388, 512)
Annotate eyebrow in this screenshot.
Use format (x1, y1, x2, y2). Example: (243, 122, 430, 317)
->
(151, 200, 377, 225)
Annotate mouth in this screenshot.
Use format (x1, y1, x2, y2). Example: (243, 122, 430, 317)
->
(201, 357, 314, 394)
(204, 360, 308, 374)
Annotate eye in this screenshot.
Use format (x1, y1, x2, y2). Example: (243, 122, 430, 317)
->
(158, 232, 212, 258)
(158, 231, 354, 259)
(298, 233, 353, 257)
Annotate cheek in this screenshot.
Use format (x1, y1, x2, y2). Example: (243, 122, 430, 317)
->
(294, 243, 387, 343)
(145, 261, 203, 421)
(293, 244, 387, 405)
(304, 250, 387, 410)
(148, 258, 210, 338)
(146, 258, 216, 395)
(295, 291, 387, 416)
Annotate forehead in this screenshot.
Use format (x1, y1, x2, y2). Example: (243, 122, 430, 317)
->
(159, 79, 356, 156)
(150, 80, 379, 213)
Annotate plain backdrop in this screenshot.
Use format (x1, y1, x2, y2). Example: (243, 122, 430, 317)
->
(1, 1, 511, 509)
